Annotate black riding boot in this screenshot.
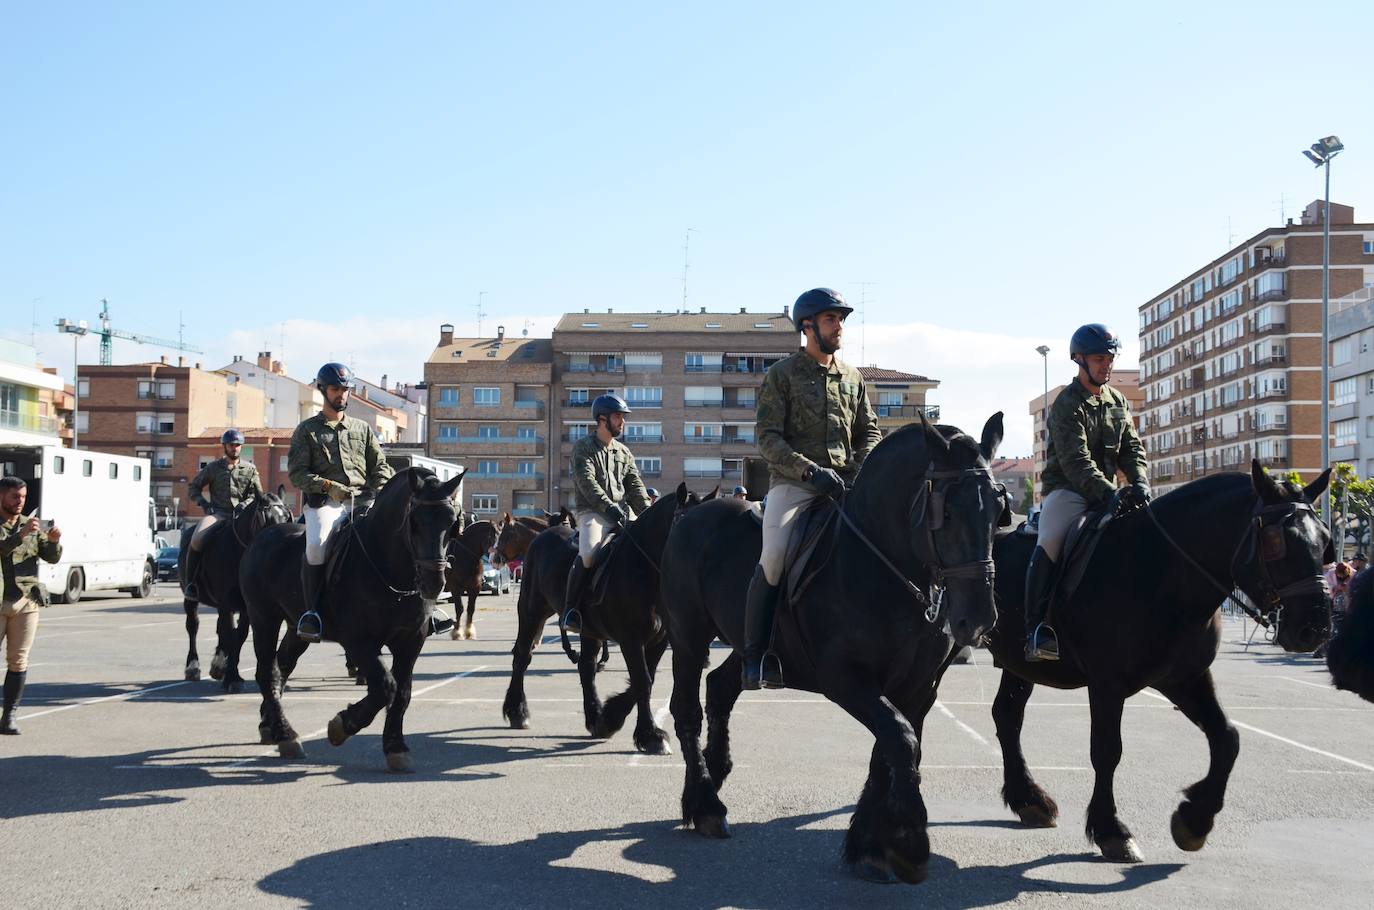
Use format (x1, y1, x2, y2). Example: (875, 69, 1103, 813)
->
(297, 563, 326, 643)
(1023, 546, 1059, 662)
(182, 546, 202, 599)
(563, 559, 588, 634)
(742, 566, 783, 690)
(1, 670, 27, 735)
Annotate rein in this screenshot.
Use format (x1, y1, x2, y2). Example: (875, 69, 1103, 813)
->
(349, 489, 456, 601)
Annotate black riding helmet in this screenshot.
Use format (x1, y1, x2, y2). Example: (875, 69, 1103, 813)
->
(1068, 324, 1122, 362)
(316, 362, 354, 391)
(220, 428, 245, 445)
(793, 288, 853, 333)
(591, 393, 632, 422)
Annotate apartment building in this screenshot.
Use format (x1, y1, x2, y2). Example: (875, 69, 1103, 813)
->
(221, 352, 322, 428)
(424, 326, 553, 518)
(77, 357, 266, 512)
(857, 366, 940, 435)
(356, 374, 427, 446)
(1138, 200, 1374, 493)
(1327, 287, 1374, 477)
(1028, 370, 1142, 502)
(551, 309, 798, 507)
(0, 339, 67, 446)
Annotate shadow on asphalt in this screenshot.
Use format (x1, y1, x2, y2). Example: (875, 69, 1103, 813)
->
(256, 816, 1184, 909)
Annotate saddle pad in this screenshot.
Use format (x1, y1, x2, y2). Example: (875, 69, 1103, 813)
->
(586, 530, 623, 606)
(783, 498, 840, 609)
(1049, 507, 1114, 614)
(324, 514, 359, 591)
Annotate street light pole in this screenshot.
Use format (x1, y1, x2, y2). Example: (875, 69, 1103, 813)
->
(1035, 344, 1051, 505)
(56, 318, 90, 450)
(1304, 135, 1344, 524)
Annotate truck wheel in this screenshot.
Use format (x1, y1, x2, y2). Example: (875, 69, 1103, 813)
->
(61, 568, 84, 605)
(130, 563, 154, 599)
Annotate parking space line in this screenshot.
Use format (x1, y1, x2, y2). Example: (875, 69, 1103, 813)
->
(1280, 675, 1335, 691)
(934, 699, 997, 754)
(20, 680, 192, 720)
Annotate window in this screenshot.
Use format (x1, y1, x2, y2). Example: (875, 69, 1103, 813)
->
(685, 353, 722, 373)
(1365, 417, 1374, 439)
(635, 456, 662, 476)
(82, 459, 93, 477)
(565, 422, 593, 441)
(684, 385, 723, 407)
(516, 426, 537, 439)
(478, 425, 499, 439)
(1364, 241, 1374, 254)
(77, 378, 89, 398)
(198, 456, 214, 469)
(624, 352, 662, 372)
(75, 412, 89, 433)
(108, 463, 118, 479)
(1335, 419, 1357, 447)
(624, 386, 662, 408)
(472, 494, 498, 513)
(477, 460, 499, 475)
(734, 388, 757, 407)
(474, 387, 500, 406)
(567, 388, 590, 405)
(685, 422, 723, 443)
(625, 422, 663, 443)
(877, 391, 903, 406)
(133, 465, 142, 480)
(138, 379, 155, 399)
(154, 448, 174, 468)
(279, 455, 289, 471)
(158, 380, 176, 400)
(438, 425, 458, 441)
(157, 416, 175, 435)
(136, 412, 154, 433)
(684, 457, 722, 478)
(438, 387, 459, 406)
(52, 455, 65, 474)
(1334, 378, 1357, 406)
(1333, 338, 1353, 366)
(517, 461, 537, 475)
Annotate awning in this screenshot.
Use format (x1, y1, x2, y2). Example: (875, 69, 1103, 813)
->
(725, 351, 791, 358)
(564, 351, 621, 356)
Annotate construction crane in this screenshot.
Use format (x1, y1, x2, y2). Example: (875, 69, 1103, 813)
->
(90, 298, 202, 365)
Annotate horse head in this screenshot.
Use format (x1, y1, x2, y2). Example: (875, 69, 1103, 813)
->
(892, 411, 1005, 647)
(233, 491, 294, 544)
(494, 519, 537, 565)
(1239, 460, 1332, 653)
(384, 467, 463, 601)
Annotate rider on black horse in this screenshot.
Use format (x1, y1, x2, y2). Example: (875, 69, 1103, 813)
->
(287, 362, 412, 643)
(1025, 324, 1149, 661)
(562, 393, 652, 634)
(182, 428, 264, 600)
(743, 287, 882, 690)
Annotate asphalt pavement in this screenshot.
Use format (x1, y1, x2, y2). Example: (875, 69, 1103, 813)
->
(3, 582, 1373, 909)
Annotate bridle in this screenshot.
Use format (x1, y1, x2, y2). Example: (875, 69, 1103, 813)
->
(350, 489, 457, 601)
(1144, 494, 1328, 630)
(834, 465, 997, 624)
(229, 496, 293, 549)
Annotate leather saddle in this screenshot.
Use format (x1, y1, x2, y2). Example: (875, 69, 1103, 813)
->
(781, 497, 841, 609)
(568, 527, 623, 607)
(1017, 504, 1115, 612)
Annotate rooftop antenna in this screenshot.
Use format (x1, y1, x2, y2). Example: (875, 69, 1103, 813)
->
(680, 228, 697, 312)
(522, 319, 532, 338)
(477, 291, 488, 337)
(1274, 192, 1288, 223)
(1227, 216, 1235, 248)
(30, 299, 40, 347)
(855, 281, 876, 365)
(280, 322, 286, 364)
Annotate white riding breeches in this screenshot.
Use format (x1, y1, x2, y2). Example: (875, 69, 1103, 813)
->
(1036, 488, 1088, 563)
(304, 502, 350, 566)
(575, 510, 616, 568)
(190, 510, 230, 551)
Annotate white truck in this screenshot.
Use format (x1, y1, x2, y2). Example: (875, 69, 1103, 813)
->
(0, 444, 156, 602)
(383, 451, 465, 494)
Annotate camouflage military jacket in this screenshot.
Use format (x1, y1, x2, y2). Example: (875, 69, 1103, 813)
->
(755, 351, 882, 489)
(288, 413, 394, 498)
(1, 515, 62, 605)
(1040, 377, 1147, 507)
(571, 435, 651, 518)
(189, 457, 264, 513)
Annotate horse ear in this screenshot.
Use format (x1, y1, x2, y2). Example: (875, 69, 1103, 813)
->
(408, 469, 426, 494)
(978, 411, 1004, 463)
(439, 474, 462, 500)
(1304, 468, 1333, 504)
(675, 482, 689, 506)
(920, 412, 950, 454)
(1251, 459, 1281, 499)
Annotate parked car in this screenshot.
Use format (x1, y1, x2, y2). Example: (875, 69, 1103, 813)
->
(155, 546, 180, 581)
(481, 557, 512, 595)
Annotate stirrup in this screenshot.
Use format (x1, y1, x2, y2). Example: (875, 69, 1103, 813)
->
(562, 607, 582, 635)
(761, 650, 785, 689)
(429, 608, 455, 637)
(1024, 622, 1059, 662)
(296, 611, 324, 644)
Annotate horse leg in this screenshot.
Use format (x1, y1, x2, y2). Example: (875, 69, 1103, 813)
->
(380, 633, 423, 773)
(183, 597, 201, 680)
(251, 615, 302, 757)
(217, 605, 246, 693)
(993, 670, 1059, 827)
(502, 582, 544, 729)
(464, 589, 478, 640)
(581, 635, 611, 737)
(328, 643, 396, 748)
(224, 606, 251, 693)
(210, 606, 230, 682)
(1156, 670, 1239, 852)
(671, 635, 729, 838)
(1085, 688, 1141, 862)
(625, 638, 671, 755)
(702, 649, 743, 788)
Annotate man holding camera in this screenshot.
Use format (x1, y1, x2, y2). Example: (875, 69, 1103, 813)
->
(0, 476, 63, 734)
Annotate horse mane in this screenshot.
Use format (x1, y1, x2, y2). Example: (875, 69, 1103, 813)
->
(856, 422, 982, 490)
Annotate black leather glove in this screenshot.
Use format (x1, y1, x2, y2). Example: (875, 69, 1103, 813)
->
(605, 503, 627, 526)
(1118, 480, 1151, 512)
(807, 465, 844, 497)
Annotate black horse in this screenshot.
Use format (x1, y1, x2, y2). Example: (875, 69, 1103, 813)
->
(179, 493, 293, 691)
(443, 519, 498, 640)
(240, 467, 461, 772)
(1328, 564, 1374, 701)
(661, 415, 1005, 884)
(501, 487, 707, 750)
(986, 462, 1332, 863)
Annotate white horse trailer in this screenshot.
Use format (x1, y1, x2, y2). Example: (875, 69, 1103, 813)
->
(0, 444, 156, 603)
(384, 451, 465, 497)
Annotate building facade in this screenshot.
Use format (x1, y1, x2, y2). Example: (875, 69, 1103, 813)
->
(76, 357, 266, 517)
(857, 366, 940, 435)
(1137, 200, 1374, 493)
(1028, 370, 1142, 502)
(221, 352, 322, 429)
(1327, 287, 1374, 478)
(0, 339, 67, 446)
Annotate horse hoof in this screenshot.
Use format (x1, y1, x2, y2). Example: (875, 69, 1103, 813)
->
(386, 752, 414, 774)
(277, 739, 305, 759)
(354, 673, 366, 687)
(887, 852, 929, 885)
(509, 717, 530, 730)
(1016, 805, 1058, 828)
(449, 626, 462, 641)
(225, 680, 244, 695)
(465, 624, 477, 640)
(327, 714, 350, 747)
(185, 666, 201, 681)
(694, 814, 731, 839)
(636, 733, 671, 756)
(853, 859, 898, 884)
(1171, 810, 1207, 852)
(259, 724, 273, 745)
(1099, 836, 1144, 863)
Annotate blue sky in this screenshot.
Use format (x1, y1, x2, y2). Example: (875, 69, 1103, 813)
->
(4, 1, 1372, 453)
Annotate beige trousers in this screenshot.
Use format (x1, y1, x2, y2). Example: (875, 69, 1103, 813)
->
(575, 510, 616, 568)
(0, 597, 40, 672)
(1036, 488, 1089, 562)
(759, 481, 823, 586)
(190, 510, 231, 550)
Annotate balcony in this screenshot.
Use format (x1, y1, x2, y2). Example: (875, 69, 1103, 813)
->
(469, 471, 545, 489)
(1254, 288, 1290, 304)
(684, 364, 723, 374)
(624, 434, 664, 444)
(1256, 387, 1290, 401)
(684, 399, 725, 409)
(684, 435, 723, 445)
(565, 362, 624, 374)
(1251, 255, 1287, 273)
(0, 408, 59, 436)
(722, 433, 756, 447)
(684, 469, 724, 478)
(875, 404, 941, 421)
(431, 399, 545, 420)
(1259, 455, 1289, 468)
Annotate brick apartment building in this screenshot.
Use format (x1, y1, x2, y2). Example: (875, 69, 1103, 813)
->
(857, 366, 939, 435)
(77, 358, 266, 519)
(1137, 200, 1374, 493)
(1028, 370, 1143, 504)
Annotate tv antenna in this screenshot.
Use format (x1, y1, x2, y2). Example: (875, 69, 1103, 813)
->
(855, 282, 877, 365)
(476, 291, 488, 337)
(680, 228, 698, 311)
